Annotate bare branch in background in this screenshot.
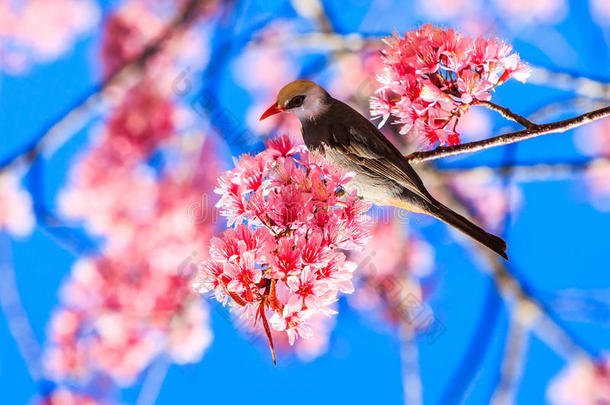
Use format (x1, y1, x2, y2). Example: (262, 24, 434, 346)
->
(433, 156, 610, 182)
(135, 357, 170, 405)
(290, 0, 334, 34)
(250, 32, 380, 52)
(0, 236, 43, 384)
(406, 106, 610, 164)
(399, 325, 423, 405)
(0, 0, 206, 175)
(529, 66, 610, 101)
(490, 312, 530, 405)
(440, 183, 599, 361)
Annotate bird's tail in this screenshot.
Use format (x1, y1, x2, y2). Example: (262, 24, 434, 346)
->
(429, 202, 508, 260)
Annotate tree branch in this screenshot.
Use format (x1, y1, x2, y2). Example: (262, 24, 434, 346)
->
(289, 0, 334, 34)
(406, 105, 610, 164)
(476, 100, 536, 128)
(398, 324, 423, 405)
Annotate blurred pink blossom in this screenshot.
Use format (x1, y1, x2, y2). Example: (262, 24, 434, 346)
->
(51, 20, 219, 381)
(194, 135, 371, 360)
(101, 1, 165, 75)
(371, 25, 529, 148)
(107, 81, 175, 156)
(449, 168, 523, 231)
(52, 135, 218, 382)
(575, 120, 610, 210)
(455, 106, 493, 142)
(46, 251, 212, 384)
(547, 358, 610, 405)
(590, 0, 610, 27)
(584, 162, 610, 212)
(234, 22, 303, 140)
(350, 221, 435, 326)
(575, 119, 610, 157)
(101, 0, 212, 96)
(0, 172, 35, 237)
(0, 0, 100, 73)
(35, 387, 107, 405)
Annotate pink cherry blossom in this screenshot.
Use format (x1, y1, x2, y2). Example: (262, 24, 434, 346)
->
(0, 172, 35, 237)
(270, 299, 315, 346)
(35, 388, 106, 405)
(194, 134, 371, 361)
(107, 81, 175, 156)
(46, 250, 213, 384)
(100, 1, 165, 75)
(371, 25, 530, 148)
(547, 358, 610, 405)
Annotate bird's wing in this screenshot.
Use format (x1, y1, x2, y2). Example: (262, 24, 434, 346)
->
(326, 120, 435, 203)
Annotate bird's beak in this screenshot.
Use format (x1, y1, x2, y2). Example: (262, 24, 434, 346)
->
(259, 103, 285, 121)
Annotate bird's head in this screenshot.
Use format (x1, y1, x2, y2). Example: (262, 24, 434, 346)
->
(259, 80, 330, 122)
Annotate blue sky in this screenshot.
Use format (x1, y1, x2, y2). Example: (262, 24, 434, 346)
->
(1, 1, 609, 404)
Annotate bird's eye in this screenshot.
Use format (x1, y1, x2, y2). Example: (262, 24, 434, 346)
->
(288, 95, 305, 108)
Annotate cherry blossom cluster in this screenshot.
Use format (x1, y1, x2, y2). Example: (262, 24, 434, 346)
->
(46, 249, 212, 383)
(370, 24, 530, 147)
(45, 0, 221, 386)
(229, 300, 338, 362)
(547, 358, 610, 405)
(50, 127, 218, 383)
(0, 172, 35, 237)
(194, 135, 371, 359)
(0, 0, 100, 74)
(349, 221, 435, 326)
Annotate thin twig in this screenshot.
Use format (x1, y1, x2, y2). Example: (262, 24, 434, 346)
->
(135, 357, 170, 405)
(290, 0, 334, 34)
(406, 105, 610, 163)
(0, 235, 43, 383)
(490, 313, 530, 405)
(477, 100, 537, 128)
(529, 66, 610, 101)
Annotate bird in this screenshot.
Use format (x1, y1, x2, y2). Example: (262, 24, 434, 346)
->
(259, 80, 508, 260)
